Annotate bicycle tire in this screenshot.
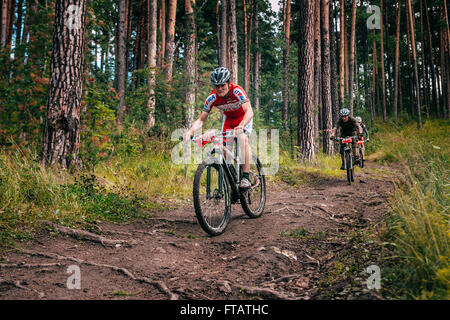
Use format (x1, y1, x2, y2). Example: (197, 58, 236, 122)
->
(240, 156, 266, 218)
(345, 152, 352, 185)
(193, 159, 231, 236)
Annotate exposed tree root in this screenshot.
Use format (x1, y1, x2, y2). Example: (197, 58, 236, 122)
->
(0, 279, 45, 298)
(233, 284, 293, 300)
(40, 220, 137, 247)
(18, 249, 178, 300)
(0, 262, 61, 269)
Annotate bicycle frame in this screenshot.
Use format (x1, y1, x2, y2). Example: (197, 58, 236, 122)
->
(191, 130, 247, 202)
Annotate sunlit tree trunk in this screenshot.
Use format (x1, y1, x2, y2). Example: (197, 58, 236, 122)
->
(348, 0, 357, 116)
(297, 0, 316, 162)
(321, 0, 333, 155)
(282, 0, 291, 125)
(42, 0, 87, 169)
(147, 0, 158, 129)
(184, 0, 196, 127)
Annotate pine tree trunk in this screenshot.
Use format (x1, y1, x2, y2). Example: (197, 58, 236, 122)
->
(253, 0, 259, 112)
(297, 0, 316, 162)
(219, 0, 227, 67)
(372, 30, 377, 120)
(407, 0, 422, 128)
(243, 0, 249, 92)
(14, 0, 23, 48)
(147, 0, 157, 129)
(442, 1, 450, 118)
(117, 0, 128, 122)
(184, 0, 196, 127)
(282, 0, 291, 126)
(313, 0, 321, 152)
(380, 0, 387, 122)
(158, 0, 166, 67)
(0, 0, 9, 47)
(393, 0, 401, 122)
(165, 0, 177, 82)
(424, 0, 439, 117)
(229, 0, 238, 82)
(321, 0, 333, 155)
(330, 2, 339, 126)
(348, 0, 357, 116)
(42, 0, 87, 169)
(419, 0, 430, 117)
(339, 0, 345, 110)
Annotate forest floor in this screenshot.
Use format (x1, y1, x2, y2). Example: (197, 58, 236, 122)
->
(0, 160, 398, 300)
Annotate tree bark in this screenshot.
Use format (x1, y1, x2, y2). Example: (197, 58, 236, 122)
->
(424, 0, 439, 117)
(243, 0, 249, 92)
(117, 0, 128, 121)
(348, 0, 357, 116)
(330, 1, 339, 126)
(380, 0, 387, 122)
(253, 0, 259, 111)
(313, 0, 321, 152)
(147, 0, 158, 129)
(393, 0, 401, 122)
(297, 0, 316, 162)
(339, 0, 345, 110)
(219, 0, 227, 67)
(42, 0, 87, 169)
(321, 0, 333, 155)
(165, 0, 177, 82)
(158, 0, 166, 67)
(229, 0, 238, 83)
(406, 0, 422, 128)
(184, 0, 196, 127)
(282, 0, 291, 126)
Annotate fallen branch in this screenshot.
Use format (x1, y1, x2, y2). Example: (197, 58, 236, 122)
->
(19, 249, 178, 300)
(40, 220, 137, 247)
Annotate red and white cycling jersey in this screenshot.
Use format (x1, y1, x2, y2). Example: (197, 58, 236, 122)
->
(203, 83, 252, 134)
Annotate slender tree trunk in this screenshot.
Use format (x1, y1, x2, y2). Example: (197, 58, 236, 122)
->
(164, 0, 177, 82)
(0, 0, 9, 47)
(42, 0, 87, 169)
(372, 30, 377, 120)
(297, 0, 316, 162)
(424, 0, 439, 117)
(229, 0, 238, 82)
(247, 0, 254, 87)
(393, 0, 401, 122)
(348, 0, 357, 116)
(147, 0, 158, 129)
(321, 0, 333, 155)
(158, 0, 166, 67)
(14, 0, 23, 48)
(219, 0, 227, 67)
(282, 0, 291, 126)
(330, 2, 339, 127)
(405, 0, 414, 116)
(313, 0, 321, 152)
(243, 0, 249, 92)
(339, 0, 345, 110)
(407, 0, 422, 128)
(117, 0, 128, 121)
(253, 0, 259, 112)
(380, 0, 387, 122)
(184, 0, 196, 127)
(419, 0, 430, 117)
(442, 1, 450, 118)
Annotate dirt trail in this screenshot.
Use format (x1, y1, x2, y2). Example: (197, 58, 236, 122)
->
(0, 161, 397, 300)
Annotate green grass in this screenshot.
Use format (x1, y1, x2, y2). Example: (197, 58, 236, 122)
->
(368, 119, 449, 299)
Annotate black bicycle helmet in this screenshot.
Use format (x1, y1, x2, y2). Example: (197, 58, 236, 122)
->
(210, 67, 231, 86)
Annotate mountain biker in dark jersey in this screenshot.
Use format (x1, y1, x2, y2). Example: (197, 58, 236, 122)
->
(182, 67, 254, 190)
(330, 108, 360, 170)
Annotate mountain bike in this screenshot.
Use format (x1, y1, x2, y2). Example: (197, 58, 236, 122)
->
(335, 136, 359, 185)
(182, 130, 266, 236)
(357, 137, 369, 168)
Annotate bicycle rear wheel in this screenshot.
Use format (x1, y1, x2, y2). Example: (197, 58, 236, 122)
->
(359, 146, 365, 168)
(193, 158, 231, 236)
(240, 156, 266, 218)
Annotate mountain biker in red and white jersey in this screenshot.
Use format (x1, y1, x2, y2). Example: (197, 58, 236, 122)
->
(182, 67, 254, 190)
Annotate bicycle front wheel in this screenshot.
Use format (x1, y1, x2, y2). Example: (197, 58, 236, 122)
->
(193, 159, 231, 236)
(240, 156, 266, 218)
(345, 152, 352, 185)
